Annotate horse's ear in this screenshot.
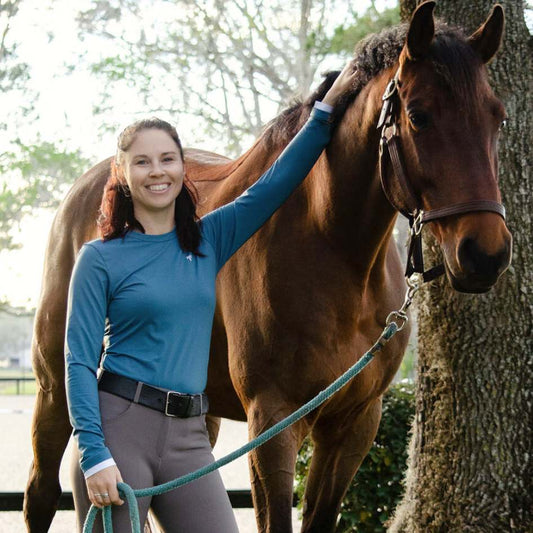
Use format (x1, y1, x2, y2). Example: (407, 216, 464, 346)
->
(468, 4, 505, 64)
(405, 1, 436, 61)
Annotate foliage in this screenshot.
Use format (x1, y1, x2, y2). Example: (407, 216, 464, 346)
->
(329, 1, 400, 54)
(0, 0, 29, 93)
(76, 0, 400, 155)
(295, 383, 414, 532)
(0, 140, 91, 249)
(1, 0, 38, 123)
(0, 0, 91, 252)
(397, 345, 416, 381)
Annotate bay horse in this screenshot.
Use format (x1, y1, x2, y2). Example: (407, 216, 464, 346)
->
(24, 2, 512, 532)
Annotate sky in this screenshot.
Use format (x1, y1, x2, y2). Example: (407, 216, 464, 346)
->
(1, 0, 531, 309)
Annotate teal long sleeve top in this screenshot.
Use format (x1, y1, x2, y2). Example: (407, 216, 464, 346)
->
(65, 104, 332, 475)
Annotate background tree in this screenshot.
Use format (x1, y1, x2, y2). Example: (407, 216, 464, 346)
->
(1, 0, 28, 97)
(76, 0, 399, 154)
(0, 0, 90, 252)
(0, 141, 90, 250)
(390, 1, 532, 531)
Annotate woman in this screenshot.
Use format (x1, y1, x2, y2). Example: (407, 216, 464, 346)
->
(66, 63, 357, 532)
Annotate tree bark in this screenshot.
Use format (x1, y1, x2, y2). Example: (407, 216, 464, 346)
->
(390, 1, 533, 532)
(400, 0, 419, 22)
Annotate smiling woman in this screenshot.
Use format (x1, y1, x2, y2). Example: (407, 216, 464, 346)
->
(99, 118, 203, 254)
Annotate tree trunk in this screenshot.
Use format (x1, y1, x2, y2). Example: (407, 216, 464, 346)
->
(400, 0, 418, 22)
(390, 1, 533, 532)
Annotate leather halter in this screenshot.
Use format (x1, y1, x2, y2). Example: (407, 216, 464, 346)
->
(377, 70, 507, 282)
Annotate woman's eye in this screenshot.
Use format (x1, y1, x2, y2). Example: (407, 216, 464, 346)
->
(163, 157, 174, 162)
(408, 111, 429, 131)
(136, 159, 147, 165)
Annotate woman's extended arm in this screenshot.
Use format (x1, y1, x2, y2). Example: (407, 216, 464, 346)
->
(201, 62, 357, 270)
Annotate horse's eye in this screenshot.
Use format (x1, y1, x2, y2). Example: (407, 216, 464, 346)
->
(408, 111, 429, 131)
(499, 117, 508, 131)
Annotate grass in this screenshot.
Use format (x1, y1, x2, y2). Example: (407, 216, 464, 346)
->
(0, 380, 37, 395)
(0, 368, 36, 395)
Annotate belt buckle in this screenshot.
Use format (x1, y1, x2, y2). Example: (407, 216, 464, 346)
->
(165, 391, 191, 417)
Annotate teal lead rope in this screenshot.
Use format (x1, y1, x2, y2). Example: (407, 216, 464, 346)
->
(83, 276, 421, 533)
(83, 320, 403, 533)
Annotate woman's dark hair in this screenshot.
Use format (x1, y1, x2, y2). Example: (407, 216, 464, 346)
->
(99, 118, 203, 255)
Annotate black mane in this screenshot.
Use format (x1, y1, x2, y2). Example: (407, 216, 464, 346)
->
(263, 21, 479, 147)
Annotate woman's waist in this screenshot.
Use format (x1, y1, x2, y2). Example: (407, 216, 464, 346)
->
(101, 351, 208, 394)
(98, 369, 209, 417)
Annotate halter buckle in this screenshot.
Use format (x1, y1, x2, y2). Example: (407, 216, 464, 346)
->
(412, 210, 424, 235)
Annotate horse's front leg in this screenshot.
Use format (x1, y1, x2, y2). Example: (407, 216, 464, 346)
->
(301, 398, 382, 533)
(247, 395, 308, 533)
(24, 301, 72, 532)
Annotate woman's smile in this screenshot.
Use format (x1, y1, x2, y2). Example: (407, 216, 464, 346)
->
(146, 183, 172, 192)
(122, 128, 185, 231)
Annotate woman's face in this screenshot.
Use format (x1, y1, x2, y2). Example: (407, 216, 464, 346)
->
(121, 128, 184, 226)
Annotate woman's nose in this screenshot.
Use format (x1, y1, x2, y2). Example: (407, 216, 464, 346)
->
(149, 164, 164, 177)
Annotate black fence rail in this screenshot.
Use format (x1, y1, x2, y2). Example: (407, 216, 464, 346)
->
(0, 490, 299, 511)
(0, 377, 35, 395)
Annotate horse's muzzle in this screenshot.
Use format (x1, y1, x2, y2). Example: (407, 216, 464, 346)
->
(447, 235, 512, 293)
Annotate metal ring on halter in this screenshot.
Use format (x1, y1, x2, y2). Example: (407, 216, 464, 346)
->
(412, 211, 424, 235)
(386, 310, 409, 331)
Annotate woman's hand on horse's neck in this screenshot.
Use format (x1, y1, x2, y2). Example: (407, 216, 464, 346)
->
(321, 62, 357, 108)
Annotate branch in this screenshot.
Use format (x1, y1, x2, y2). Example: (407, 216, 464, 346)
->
(0, 0, 21, 61)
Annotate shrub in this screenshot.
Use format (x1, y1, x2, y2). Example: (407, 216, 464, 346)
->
(294, 382, 414, 532)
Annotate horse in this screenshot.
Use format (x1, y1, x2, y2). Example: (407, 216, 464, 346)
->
(24, 2, 512, 532)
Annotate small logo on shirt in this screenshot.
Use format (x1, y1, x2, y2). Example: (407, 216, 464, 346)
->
(186, 254, 193, 262)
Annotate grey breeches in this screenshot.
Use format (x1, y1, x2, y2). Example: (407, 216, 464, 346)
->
(71, 390, 238, 533)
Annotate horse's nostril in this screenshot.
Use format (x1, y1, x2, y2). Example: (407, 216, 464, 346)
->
(457, 238, 477, 274)
(457, 237, 509, 278)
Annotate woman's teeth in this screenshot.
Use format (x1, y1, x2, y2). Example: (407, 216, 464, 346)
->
(147, 184, 170, 191)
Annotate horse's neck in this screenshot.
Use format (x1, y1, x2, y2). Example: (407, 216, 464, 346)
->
(305, 70, 398, 273)
(193, 68, 398, 277)
(191, 139, 278, 215)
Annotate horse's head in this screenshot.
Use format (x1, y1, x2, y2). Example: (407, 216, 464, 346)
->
(383, 1, 512, 293)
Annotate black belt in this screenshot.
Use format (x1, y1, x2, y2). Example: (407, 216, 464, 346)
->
(98, 371, 209, 418)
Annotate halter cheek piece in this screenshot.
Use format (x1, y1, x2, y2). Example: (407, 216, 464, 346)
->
(377, 70, 507, 283)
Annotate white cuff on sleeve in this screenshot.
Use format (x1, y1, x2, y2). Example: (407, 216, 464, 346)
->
(84, 458, 117, 479)
(313, 101, 334, 113)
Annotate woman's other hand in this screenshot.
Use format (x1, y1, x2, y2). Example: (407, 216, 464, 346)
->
(321, 62, 358, 108)
(86, 465, 125, 508)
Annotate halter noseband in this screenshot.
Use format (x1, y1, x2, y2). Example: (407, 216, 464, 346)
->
(377, 70, 507, 282)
